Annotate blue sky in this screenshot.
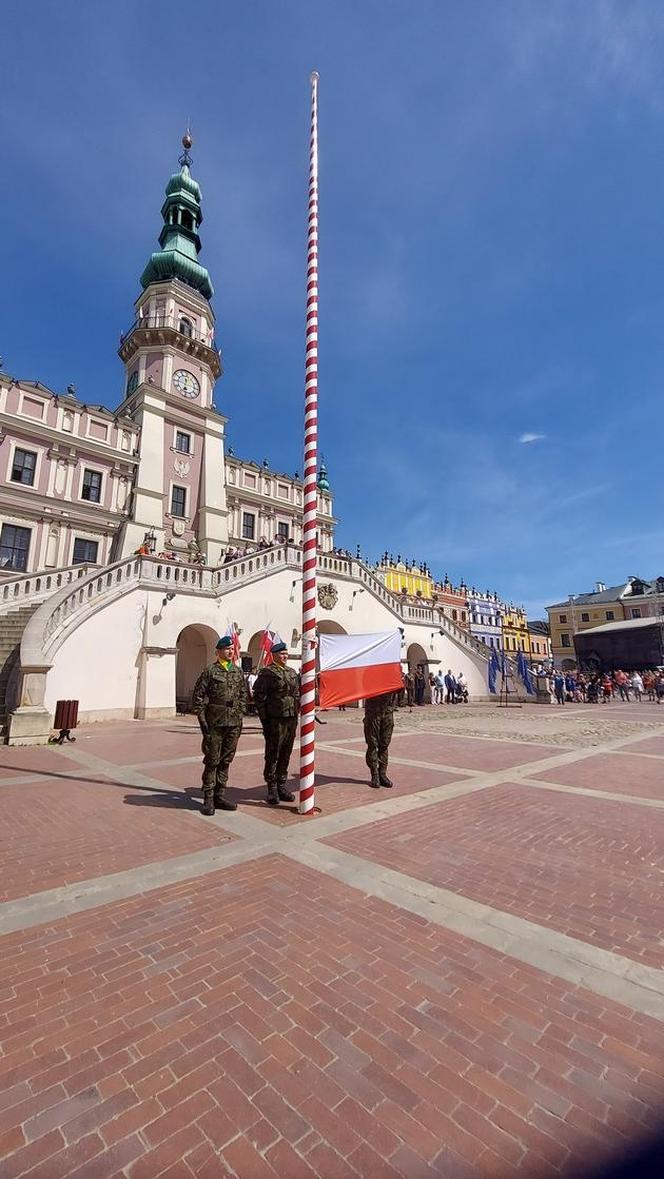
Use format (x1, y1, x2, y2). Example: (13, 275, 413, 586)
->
(3, 1, 664, 615)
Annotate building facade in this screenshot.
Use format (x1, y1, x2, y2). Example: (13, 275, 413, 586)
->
(502, 605, 530, 656)
(527, 621, 552, 665)
(467, 590, 503, 651)
(547, 577, 664, 667)
(225, 456, 335, 553)
(376, 556, 434, 600)
(433, 577, 470, 630)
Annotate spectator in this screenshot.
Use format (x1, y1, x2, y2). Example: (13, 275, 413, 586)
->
(444, 669, 456, 704)
(553, 671, 565, 705)
(630, 670, 644, 702)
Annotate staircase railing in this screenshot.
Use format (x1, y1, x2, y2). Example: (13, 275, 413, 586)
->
(0, 564, 99, 613)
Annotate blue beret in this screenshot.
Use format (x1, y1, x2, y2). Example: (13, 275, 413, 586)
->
(271, 641, 287, 654)
(216, 636, 233, 650)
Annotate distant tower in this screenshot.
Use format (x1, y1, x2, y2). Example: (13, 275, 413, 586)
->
(117, 133, 228, 561)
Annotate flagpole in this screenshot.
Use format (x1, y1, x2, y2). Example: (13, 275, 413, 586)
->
(298, 71, 320, 816)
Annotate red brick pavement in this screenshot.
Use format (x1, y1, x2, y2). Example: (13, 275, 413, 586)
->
(616, 734, 664, 756)
(386, 733, 558, 772)
(532, 752, 664, 800)
(0, 747, 81, 781)
(1, 857, 664, 1178)
(327, 784, 664, 967)
(240, 753, 467, 827)
(0, 777, 236, 903)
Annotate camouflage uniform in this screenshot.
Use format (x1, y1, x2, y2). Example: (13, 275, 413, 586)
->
(191, 662, 248, 807)
(364, 691, 396, 787)
(253, 663, 300, 802)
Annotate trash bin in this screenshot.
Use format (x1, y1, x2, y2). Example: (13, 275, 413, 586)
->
(53, 700, 79, 743)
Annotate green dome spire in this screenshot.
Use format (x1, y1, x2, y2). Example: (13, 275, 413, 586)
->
(140, 133, 214, 300)
(317, 459, 330, 492)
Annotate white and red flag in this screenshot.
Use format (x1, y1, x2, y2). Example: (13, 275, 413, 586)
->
(318, 629, 403, 709)
(258, 628, 276, 668)
(224, 622, 242, 666)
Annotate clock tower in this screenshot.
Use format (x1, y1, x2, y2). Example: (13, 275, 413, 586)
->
(117, 133, 228, 563)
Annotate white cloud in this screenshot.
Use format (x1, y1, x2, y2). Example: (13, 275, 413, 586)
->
(518, 432, 546, 444)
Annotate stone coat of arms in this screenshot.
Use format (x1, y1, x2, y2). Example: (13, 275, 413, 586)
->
(318, 582, 338, 610)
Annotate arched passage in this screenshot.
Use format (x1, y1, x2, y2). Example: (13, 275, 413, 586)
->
(407, 641, 430, 704)
(176, 624, 218, 712)
(246, 631, 265, 669)
(317, 620, 347, 636)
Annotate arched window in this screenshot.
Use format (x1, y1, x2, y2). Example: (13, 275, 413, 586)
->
(179, 316, 193, 338)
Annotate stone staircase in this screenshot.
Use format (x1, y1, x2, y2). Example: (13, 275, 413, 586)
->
(0, 603, 43, 737)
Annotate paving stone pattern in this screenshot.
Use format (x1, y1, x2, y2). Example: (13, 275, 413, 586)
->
(1, 703, 664, 1177)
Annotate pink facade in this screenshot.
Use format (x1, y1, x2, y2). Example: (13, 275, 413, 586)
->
(0, 379, 139, 574)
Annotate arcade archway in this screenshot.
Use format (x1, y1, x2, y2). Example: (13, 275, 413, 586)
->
(317, 620, 347, 636)
(407, 641, 430, 704)
(176, 624, 218, 712)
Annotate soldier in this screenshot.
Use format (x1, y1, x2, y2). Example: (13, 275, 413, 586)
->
(191, 635, 248, 816)
(364, 690, 396, 789)
(253, 641, 299, 806)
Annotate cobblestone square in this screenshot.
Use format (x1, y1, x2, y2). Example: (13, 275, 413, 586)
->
(1, 701, 664, 1177)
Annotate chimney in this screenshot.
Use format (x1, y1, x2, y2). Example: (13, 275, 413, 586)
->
(595, 581, 605, 593)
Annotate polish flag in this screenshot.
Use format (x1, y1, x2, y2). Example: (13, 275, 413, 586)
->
(225, 622, 242, 666)
(318, 630, 403, 709)
(258, 628, 276, 668)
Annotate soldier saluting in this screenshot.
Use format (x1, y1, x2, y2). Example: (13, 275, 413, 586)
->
(192, 635, 248, 816)
(253, 641, 299, 806)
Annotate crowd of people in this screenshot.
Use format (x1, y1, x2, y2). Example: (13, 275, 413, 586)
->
(400, 667, 469, 707)
(551, 667, 664, 705)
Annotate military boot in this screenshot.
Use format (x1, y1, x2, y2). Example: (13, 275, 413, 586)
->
(266, 783, 279, 806)
(277, 782, 295, 803)
(379, 773, 394, 788)
(369, 768, 381, 789)
(201, 796, 215, 816)
(214, 791, 238, 812)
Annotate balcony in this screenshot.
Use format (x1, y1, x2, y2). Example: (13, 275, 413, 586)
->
(118, 314, 222, 379)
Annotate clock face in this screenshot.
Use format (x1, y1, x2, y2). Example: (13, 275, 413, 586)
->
(173, 369, 200, 399)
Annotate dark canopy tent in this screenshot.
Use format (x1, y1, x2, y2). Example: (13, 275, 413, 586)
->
(574, 617, 664, 673)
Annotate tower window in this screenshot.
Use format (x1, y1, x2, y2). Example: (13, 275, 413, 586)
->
(276, 521, 289, 542)
(0, 524, 31, 572)
(178, 316, 193, 338)
(11, 448, 37, 486)
(81, 469, 102, 503)
(181, 210, 194, 231)
(72, 538, 99, 565)
(171, 486, 187, 518)
(175, 431, 191, 454)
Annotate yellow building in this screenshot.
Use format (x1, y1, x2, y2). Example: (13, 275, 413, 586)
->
(502, 605, 530, 656)
(378, 557, 433, 600)
(547, 581, 636, 667)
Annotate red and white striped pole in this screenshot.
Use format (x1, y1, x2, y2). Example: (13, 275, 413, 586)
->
(298, 71, 320, 815)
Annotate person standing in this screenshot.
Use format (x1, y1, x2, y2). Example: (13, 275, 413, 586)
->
(364, 690, 396, 789)
(192, 635, 248, 816)
(414, 667, 426, 705)
(444, 668, 456, 704)
(553, 671, 565, 705)
(253, 641, 299, 806)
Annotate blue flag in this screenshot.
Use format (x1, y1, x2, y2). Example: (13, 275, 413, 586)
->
(488, 649, 500, 694)
(517, 650, 535, 696)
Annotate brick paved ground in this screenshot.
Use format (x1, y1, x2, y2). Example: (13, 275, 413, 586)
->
(1, 701, 664, 1177)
